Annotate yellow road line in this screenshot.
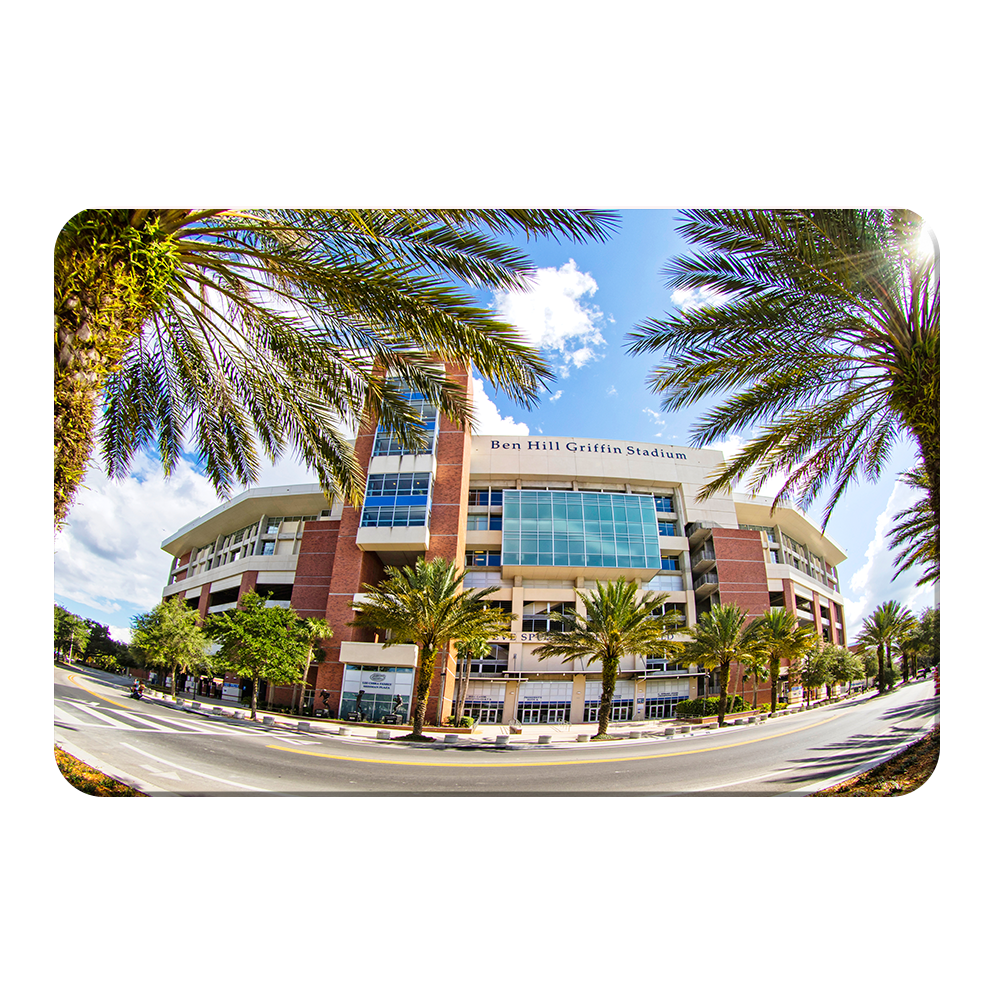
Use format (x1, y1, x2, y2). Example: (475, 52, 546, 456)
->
(265, 716, 836, 768)
(66, 672, 132, 709)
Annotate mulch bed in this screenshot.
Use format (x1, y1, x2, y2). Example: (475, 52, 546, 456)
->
(811, 726, 939, 796)
(54, 746, 146, 797)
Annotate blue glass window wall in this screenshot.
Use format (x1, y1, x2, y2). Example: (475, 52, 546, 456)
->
(501, 490, 661, 570)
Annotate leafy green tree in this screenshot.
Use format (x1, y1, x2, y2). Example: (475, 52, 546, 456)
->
(54, 605, 91, 663)
(294, 616, 334, 715)
(204, 591, 312, 720)
(534, 579, 684, 738)
(814, 644, 864, 697)
(745, 608, 818, 715)
(347, 558, 514, 738)
(799, 650, 829, 707)
(916, 607, 940, 671)
(54, 209, 617, 525)
(857, 600, 916, 694)
(131, 597, 211, 698)
(676, 604, 763, 727)
(859, 649, 879, 690)
(628, 210, 939, 540)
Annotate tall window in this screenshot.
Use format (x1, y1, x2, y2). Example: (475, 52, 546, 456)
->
(371, 389, 437, 456)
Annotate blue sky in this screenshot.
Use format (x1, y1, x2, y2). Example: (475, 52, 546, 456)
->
(53, 209, 935, 643)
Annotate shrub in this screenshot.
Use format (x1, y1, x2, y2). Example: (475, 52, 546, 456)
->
(447, 715, 476, 728)
(674, 695, 752, 718)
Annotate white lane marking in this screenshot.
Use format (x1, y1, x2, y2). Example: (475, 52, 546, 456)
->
(271, 737, 322, 746)
(119, 743, 266, 791)
(54, 705, 88, 727)
(690, 770, 788, 791)
(140, 766, 182, 781)
(70, 703, 134, 728)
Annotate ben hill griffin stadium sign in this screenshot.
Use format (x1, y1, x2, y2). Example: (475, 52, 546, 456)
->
(489, 439, 688, 460)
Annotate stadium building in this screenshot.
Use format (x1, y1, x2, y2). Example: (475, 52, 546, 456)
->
(160, 367, 849, 723)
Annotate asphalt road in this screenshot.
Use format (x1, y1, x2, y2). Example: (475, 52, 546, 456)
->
(53, 665, 939, 796)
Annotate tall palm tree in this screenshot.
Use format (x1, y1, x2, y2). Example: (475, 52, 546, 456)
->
(676, 603, 763, 727)
(741, 651, 770, 709)
(453, 637, 496, 725)
(534, 579, 683, 739)
(347, 558, 514, 739)
(54, 208, 618, 526)
(627, 210, 939, 537)
(745, 608, 818, 715)
(887, 463, 939, 587)
(294, 615, 334, 715)
(857, 600, 916, 694)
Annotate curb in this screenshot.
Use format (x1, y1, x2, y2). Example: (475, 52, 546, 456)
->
(780, 714, 939, 796)
(54, 737, 176, 796)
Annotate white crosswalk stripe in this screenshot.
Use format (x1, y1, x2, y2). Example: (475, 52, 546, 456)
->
(54, 700, 232, 735)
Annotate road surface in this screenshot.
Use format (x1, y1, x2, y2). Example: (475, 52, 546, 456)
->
(53, 665, 938, 795)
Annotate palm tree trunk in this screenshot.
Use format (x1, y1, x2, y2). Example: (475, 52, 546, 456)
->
(297, 650, 314, 715)
(770, 661, 780, 715)
(595, 658, 619, 737)
(454, 652, 470, 722)
(54, 291, 150, 526)
(250, 676, 258, 721)
(877, 645, 885, 694)
(410, 647, 436, 738)
(717, 660, 731, 727)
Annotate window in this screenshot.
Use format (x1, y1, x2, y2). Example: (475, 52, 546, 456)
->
(522, 601, 573, 632)
(360, 506, 428, 528)
(501, 489, 660, 570)
(265, 517, 282, 534)
(465, 550, 501, 567)
(661, 557, 680, 571)
(366, 472, 430, 499)
(467, 642, 509, 674)
(371, 394, 437, 456)
(467, 514, 502, 531)
(261, 541, 276, 555)
(658, 521, 678, 537)
(468, 487, 505, 507)
(361, 471, 432, 528)
(653, 495, 674, 513)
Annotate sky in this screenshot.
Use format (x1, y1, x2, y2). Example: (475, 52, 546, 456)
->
(53, 209, 936, 644)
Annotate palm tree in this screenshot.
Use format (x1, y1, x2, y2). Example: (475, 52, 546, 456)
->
(741, 651, 770, 709)
(534, 579, 683, 739)
(887, 463, 939, 587)
(676, 604, 763, 727)
(857, 600, 917, 694)
(54, 208, 618, 526)
(347, 558, 514, 739)
(745, 608, 818, 715)
(627, 210, 939, 538)
(294, 616, 334, 715)
(453, 637, 496, 726)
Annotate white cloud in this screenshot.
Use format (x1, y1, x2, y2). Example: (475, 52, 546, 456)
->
(845, 479, 936, 637)
(55, 452, 222, 616)
(671, 285, 735, 313)
(607, 386, 618, 397)
(549, 390, 563, 403)
(470, 376, 529, 435)
(491, 259, 606, 376)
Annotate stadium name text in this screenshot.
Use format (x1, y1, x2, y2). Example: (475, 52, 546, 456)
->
(490, 440, 687, 459)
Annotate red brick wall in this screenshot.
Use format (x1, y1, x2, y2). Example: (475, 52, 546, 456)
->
(712, 529, 771, 617)
(423, 363, 471, 723)
(291, 520, 341, 617)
